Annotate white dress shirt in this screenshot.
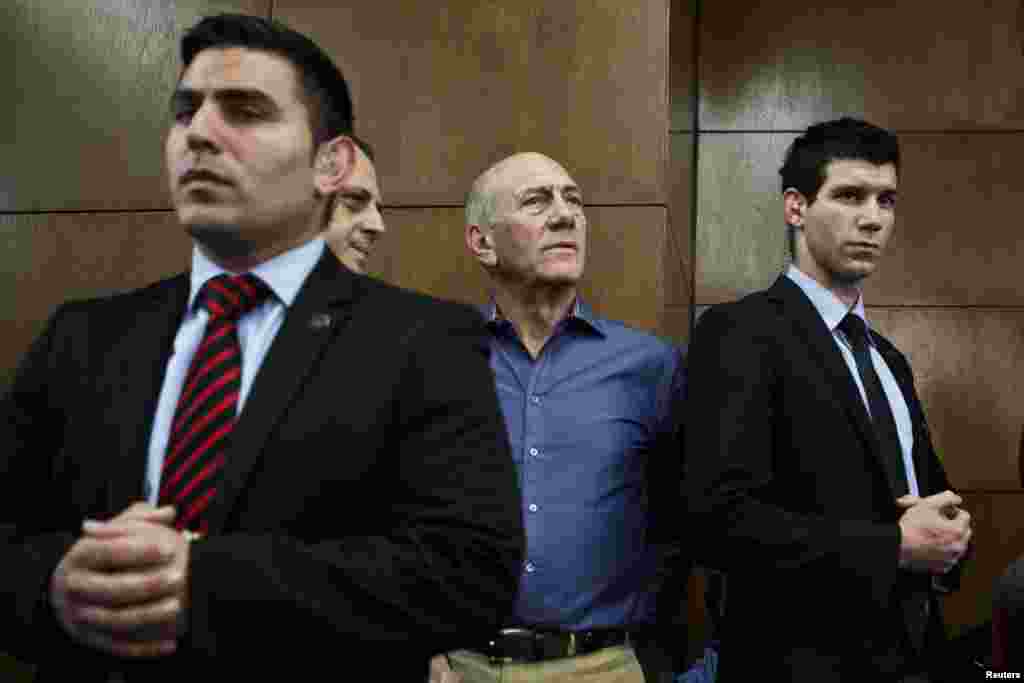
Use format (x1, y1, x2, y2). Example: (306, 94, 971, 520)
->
(143, 238, 325, 502)
(786, 265, 920, 496)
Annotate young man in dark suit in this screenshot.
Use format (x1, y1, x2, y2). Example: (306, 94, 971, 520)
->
(0, 14, 521, 681)
(685, 118, 972, 682)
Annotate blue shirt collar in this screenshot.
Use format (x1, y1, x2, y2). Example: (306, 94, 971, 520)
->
(785, 264, 870, 338)
(189, 237, 326, 311)
(482, 297, 606, 337)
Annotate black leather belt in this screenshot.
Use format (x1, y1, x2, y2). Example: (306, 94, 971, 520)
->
(477, 627, 634, 663)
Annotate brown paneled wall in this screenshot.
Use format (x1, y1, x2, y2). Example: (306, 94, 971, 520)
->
(1, 0, 678, 380)
(3, 0, 1020, 675)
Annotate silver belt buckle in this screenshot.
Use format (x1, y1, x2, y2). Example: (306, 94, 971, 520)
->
(489, 627, 535, 664)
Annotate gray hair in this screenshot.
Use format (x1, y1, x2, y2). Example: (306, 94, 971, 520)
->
(465, 179, 494, 228)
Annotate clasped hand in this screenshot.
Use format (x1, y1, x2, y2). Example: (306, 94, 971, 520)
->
(897, 490, 971, 575)
(49, 502, 190, 658)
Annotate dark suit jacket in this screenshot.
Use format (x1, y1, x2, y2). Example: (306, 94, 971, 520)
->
(0, 250, 523, 680)
(685, 275, 959, 682)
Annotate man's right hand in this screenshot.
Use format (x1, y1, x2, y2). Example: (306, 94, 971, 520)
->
(897, 490, 972, 574)
(49, 503, 183, 658)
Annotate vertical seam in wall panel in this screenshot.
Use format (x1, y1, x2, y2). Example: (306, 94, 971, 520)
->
(268, 0, 275, 20)
(664, 0, 672, 338)
(688, 0, 701, 337)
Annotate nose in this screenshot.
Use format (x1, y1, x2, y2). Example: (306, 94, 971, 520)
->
(185, 102, 222, 154)
(858, 198, 885, 232)
(547, 193, 576, 230)
(360, 205, 386, 236)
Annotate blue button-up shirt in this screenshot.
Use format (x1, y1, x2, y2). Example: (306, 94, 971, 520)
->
(483, 300, 685, 630)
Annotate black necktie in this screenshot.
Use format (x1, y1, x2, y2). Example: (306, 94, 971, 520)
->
(159, 273, 271, 532)
(838, 313, 908, 497)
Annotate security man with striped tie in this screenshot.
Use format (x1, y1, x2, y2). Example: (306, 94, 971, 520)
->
(0, 14, 521, 681)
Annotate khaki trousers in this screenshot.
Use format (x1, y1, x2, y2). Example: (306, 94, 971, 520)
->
(447, 645, 646, 683)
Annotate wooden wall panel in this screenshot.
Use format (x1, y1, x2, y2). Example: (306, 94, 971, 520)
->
(0, 212, 190, 386)
(942, 493, 1024, 633)
(694, 132, 794, 304)
(699, 0, 1024, 131)
(670, 0, 696, 131)
(867, 133, 1024, 306)
(277, 1, 669, 206)
(368, 206, 668, 335)
(870, 308, 1024, 491)
(666, 133, 694, 343)
(366, 207, 488, 306)
(0, 1, 270, 212)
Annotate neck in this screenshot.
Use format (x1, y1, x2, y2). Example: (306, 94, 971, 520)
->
(791, 262, 862, 309)
(831, 283, 861, 309)
(492, 282, 577, 359)
(191, 221, 322, 273)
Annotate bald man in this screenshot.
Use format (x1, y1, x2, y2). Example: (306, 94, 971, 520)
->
(433, 153, 689, 683)
(324, 136, 385, 273)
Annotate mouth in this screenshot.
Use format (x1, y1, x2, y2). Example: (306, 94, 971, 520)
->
(345, 242, 370, 261)
(180, 169, 232, 187)
(543, 242, 577, 252)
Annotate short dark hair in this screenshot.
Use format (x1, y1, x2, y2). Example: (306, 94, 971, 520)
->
(780, 117, 899, 259)
(181, 13, 353, 147)
(779, 117, 899, 203)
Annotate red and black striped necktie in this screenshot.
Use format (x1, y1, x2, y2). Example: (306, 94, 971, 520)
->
(159, 273, 271, 532)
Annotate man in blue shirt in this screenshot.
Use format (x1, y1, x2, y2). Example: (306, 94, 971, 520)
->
(432, 152, 688, 683)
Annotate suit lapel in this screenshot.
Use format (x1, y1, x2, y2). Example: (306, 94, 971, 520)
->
(106, 275, 190, 515)
(205, 251, 357, 532)
(769, 276, 906, 499)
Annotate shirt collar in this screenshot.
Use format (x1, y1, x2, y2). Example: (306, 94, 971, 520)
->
(785, 264, 870, 338)
(188, 237, 326, 311)
(481, 297, 605, 337)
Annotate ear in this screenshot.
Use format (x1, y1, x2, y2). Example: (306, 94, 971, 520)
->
(314, 135, 356, 196)
(783, 188, 808, 227)
(466, 223, 497, 267)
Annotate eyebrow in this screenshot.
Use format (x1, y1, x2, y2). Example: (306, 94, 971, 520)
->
(169, 87, 277, 110)
(830, 182, 897, 195)
(515, 184, 582, 199)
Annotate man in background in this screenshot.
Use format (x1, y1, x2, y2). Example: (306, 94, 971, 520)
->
(324, 135, 386, 273)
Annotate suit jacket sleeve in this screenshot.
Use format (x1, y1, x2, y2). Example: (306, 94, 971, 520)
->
(647, 346, 692, 653)
(185, 302, 524, 657)
(881, 340, 966, 594)
(0, 305, 89, 662)
(684, 304, 901, 602)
